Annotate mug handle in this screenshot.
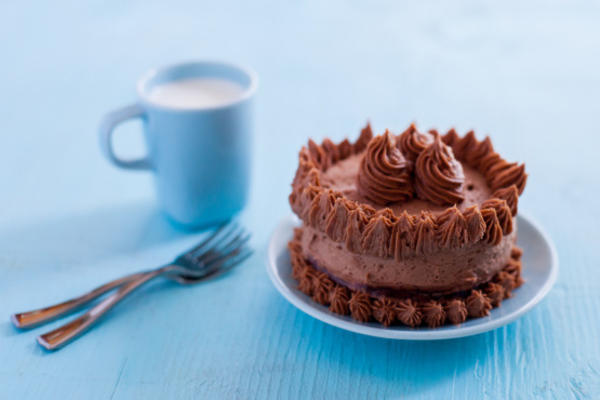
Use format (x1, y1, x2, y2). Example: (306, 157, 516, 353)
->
(99, 103, 152, 170)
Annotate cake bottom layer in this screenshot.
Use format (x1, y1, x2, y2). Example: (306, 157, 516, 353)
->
(288, 228, 524, 328)
(299, 225, 516, 296)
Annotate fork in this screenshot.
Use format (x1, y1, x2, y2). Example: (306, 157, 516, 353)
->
(11, 222, 251, 351)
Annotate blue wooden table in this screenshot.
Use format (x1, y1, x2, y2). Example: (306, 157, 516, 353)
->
(1, 1, 599, 398)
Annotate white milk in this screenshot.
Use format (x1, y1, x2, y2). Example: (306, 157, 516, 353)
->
(147, 78, 244, 109)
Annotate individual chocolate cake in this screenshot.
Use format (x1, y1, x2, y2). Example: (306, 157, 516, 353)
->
(288, 123, 527, 328)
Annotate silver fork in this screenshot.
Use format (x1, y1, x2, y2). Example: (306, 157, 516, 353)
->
(11, 222, 251, 351)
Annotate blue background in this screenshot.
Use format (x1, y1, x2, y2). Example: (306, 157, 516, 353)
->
(1, 1, 599, 398)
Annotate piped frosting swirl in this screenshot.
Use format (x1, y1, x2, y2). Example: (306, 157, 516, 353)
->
(356, 131, 413, 204)
(445, 299, 468, 325)
(422, 300, 446, 328)
(397, 124, 432, 161)
(414, 134, 465, 206)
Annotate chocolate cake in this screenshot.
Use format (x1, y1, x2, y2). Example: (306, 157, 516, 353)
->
(288, 123, 527, 328)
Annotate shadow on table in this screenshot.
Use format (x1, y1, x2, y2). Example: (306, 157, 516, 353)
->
(266, 289, 509, 397)
(0, 201, 189, 267)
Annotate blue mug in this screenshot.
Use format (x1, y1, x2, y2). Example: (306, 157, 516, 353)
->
(99, 61, 257, 228)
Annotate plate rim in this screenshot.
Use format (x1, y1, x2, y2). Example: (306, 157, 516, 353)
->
(267, 212, 559, 340)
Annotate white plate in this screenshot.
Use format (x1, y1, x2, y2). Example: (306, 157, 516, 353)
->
(267, 213, 558, 340)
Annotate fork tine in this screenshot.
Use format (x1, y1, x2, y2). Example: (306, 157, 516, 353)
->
(199, 233, 251, 266)
(183, 221, 234, 257)
(197, 230, 249, 263)
(173, 248, 253, 284)
(219, 233, 251, 255)
(221, 248, 253, 270)
(193, 247, 253, 279)
(216, 248, 253, 275)
(199, 227, 242, 254)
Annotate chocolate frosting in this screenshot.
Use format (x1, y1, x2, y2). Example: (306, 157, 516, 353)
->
(296, 185, 321, 222)
(398, 124, 432, 161)
(353, 123, 374, 154)
(445, 299, 468, 325)
(298, 265, 316, 296)
(414, 211, 436, 254)
(467, 136, 495, 168)
(396, 299, 422, 327)
(289, 123, 527, 259)
(436, 206, 469, 248)
(452, 130, 478, 161)
(348, 291, 372, 322)
(329, 286, 350, 315)
(344, 207, 370, 252)
(288, 236, 524, 328)
(321, 138, 340, 165)
(307, 139, 329, 170)
(302, 224, 515, 296)
(307, 190, 336, 231)
(506, 258, 522, 275)
(481, 208, 503, 245)
(361, 215, 394, 257)
(462, 206, 486, 243)
(287, 123, 529, 329)
(356, 131, 413, 204)
(391, 211, 416, 260)
(324, 198, 349, 242)
(422, 300, 446, 328)
(493, 185, 519, 217)
(338, 139, 353, 160)
(495, 271, 516, 294)
(442, 128, 460, 147)
(312, 271, 334, 305)
(414, 134, 465, 206)
(466, 290, 492, 317)
(479, 151, 502, 176)
(511, 246, 523, 260)
(487, 161, 527, 194)
(373, 298, 398, 327)
(484, 282, 505, 306)
(482, 198, 513, 235)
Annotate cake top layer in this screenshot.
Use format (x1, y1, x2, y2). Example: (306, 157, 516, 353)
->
(289, 122, 527, 258)
(322, 153, 491, 215)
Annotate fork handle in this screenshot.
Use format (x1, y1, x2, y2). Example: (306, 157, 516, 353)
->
(37, 266, 172, 351)
(11, 269, 154, 329)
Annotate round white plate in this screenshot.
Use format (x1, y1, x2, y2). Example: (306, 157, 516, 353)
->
(267, 213, 558, 340)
